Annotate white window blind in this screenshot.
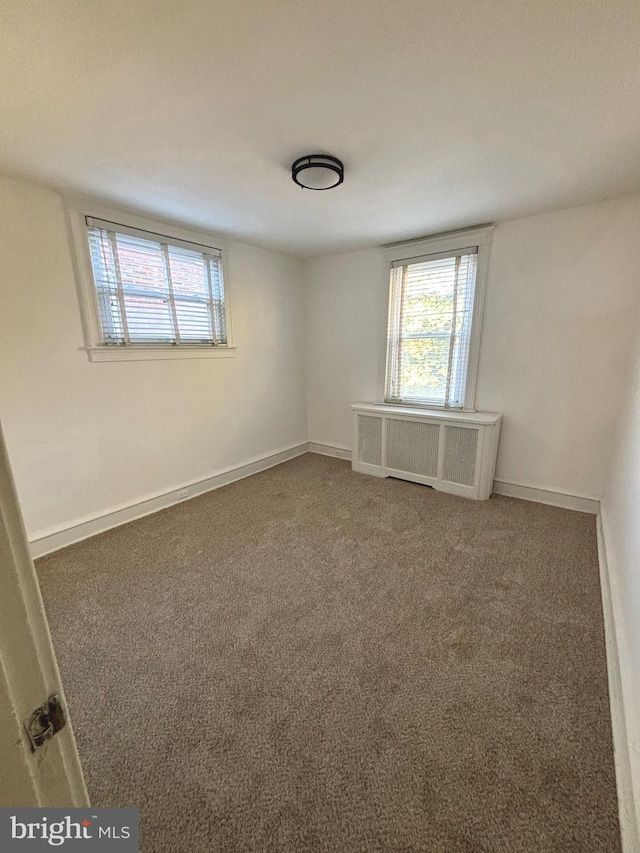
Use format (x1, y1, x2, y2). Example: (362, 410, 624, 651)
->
(385, 248, 478, 408)
(85, 217, 227, 346)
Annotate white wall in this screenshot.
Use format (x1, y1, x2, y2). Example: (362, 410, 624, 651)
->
(602, 330, 640, 843)
(305, 195, 640, 499)
(305, 248, 388, 451)
(0, 175, 307, 538)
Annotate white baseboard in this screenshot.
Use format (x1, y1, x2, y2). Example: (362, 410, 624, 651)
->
(597, 511, 640, 853)
(30, 442, 309, 558)
(308, 442, 352, 461)
(492, 479, 599, 514)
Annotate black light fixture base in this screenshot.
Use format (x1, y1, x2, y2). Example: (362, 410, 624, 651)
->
(291, 154, 344, 190)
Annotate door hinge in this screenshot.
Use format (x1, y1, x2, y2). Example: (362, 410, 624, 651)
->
(25, 694, 67, 751)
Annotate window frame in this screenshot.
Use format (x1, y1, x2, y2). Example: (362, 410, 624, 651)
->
(66, 198, 235, 362)
(382, 225, 494, 412)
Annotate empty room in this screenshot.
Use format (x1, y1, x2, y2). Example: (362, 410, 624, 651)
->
(0, 1, 639, 851)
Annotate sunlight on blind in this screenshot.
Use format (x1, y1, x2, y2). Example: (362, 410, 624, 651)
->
(86, 222, 227, 346)
(386, 250, 478, 408)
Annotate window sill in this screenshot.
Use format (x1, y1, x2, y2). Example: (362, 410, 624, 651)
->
(84, 346, 237, 363)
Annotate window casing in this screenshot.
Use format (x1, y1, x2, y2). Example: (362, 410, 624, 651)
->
(67, 202, 234, 362)
(384, 227, 493, 411)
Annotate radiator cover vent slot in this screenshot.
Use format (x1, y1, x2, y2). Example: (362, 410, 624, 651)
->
(442, 426, 478, 485)
(351, 404, 501, 501)
(357, 414, 383, 466)
(386, 418, 440, 478)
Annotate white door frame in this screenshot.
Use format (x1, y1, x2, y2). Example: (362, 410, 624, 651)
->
(0, 417, 88, 806)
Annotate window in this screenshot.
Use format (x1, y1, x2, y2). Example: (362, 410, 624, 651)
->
(87, 218, 226, 347)
(68, 203, 234, 362)
(384, 227, 493, 410)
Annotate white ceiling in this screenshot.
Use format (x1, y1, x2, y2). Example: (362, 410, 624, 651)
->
(1, 0, 639, 257)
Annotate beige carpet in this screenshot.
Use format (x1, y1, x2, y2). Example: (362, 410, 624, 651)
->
(37, 454, 620, 852)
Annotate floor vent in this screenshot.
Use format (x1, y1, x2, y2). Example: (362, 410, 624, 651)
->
(352, 403, 501, 500)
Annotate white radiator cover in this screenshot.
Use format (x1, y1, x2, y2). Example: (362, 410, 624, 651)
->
(352, 403, 501, 500)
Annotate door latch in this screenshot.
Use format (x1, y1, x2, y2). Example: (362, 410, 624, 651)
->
(25, 694, 67, 751)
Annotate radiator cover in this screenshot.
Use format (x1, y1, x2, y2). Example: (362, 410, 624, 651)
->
(352, 403, 501, 500)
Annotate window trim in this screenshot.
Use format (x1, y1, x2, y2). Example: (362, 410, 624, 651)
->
(65, 198, 235, 362)
(382, 225, 494, 412)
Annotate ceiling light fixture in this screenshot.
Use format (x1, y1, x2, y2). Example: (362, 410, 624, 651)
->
(291, 154, 344, 190)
